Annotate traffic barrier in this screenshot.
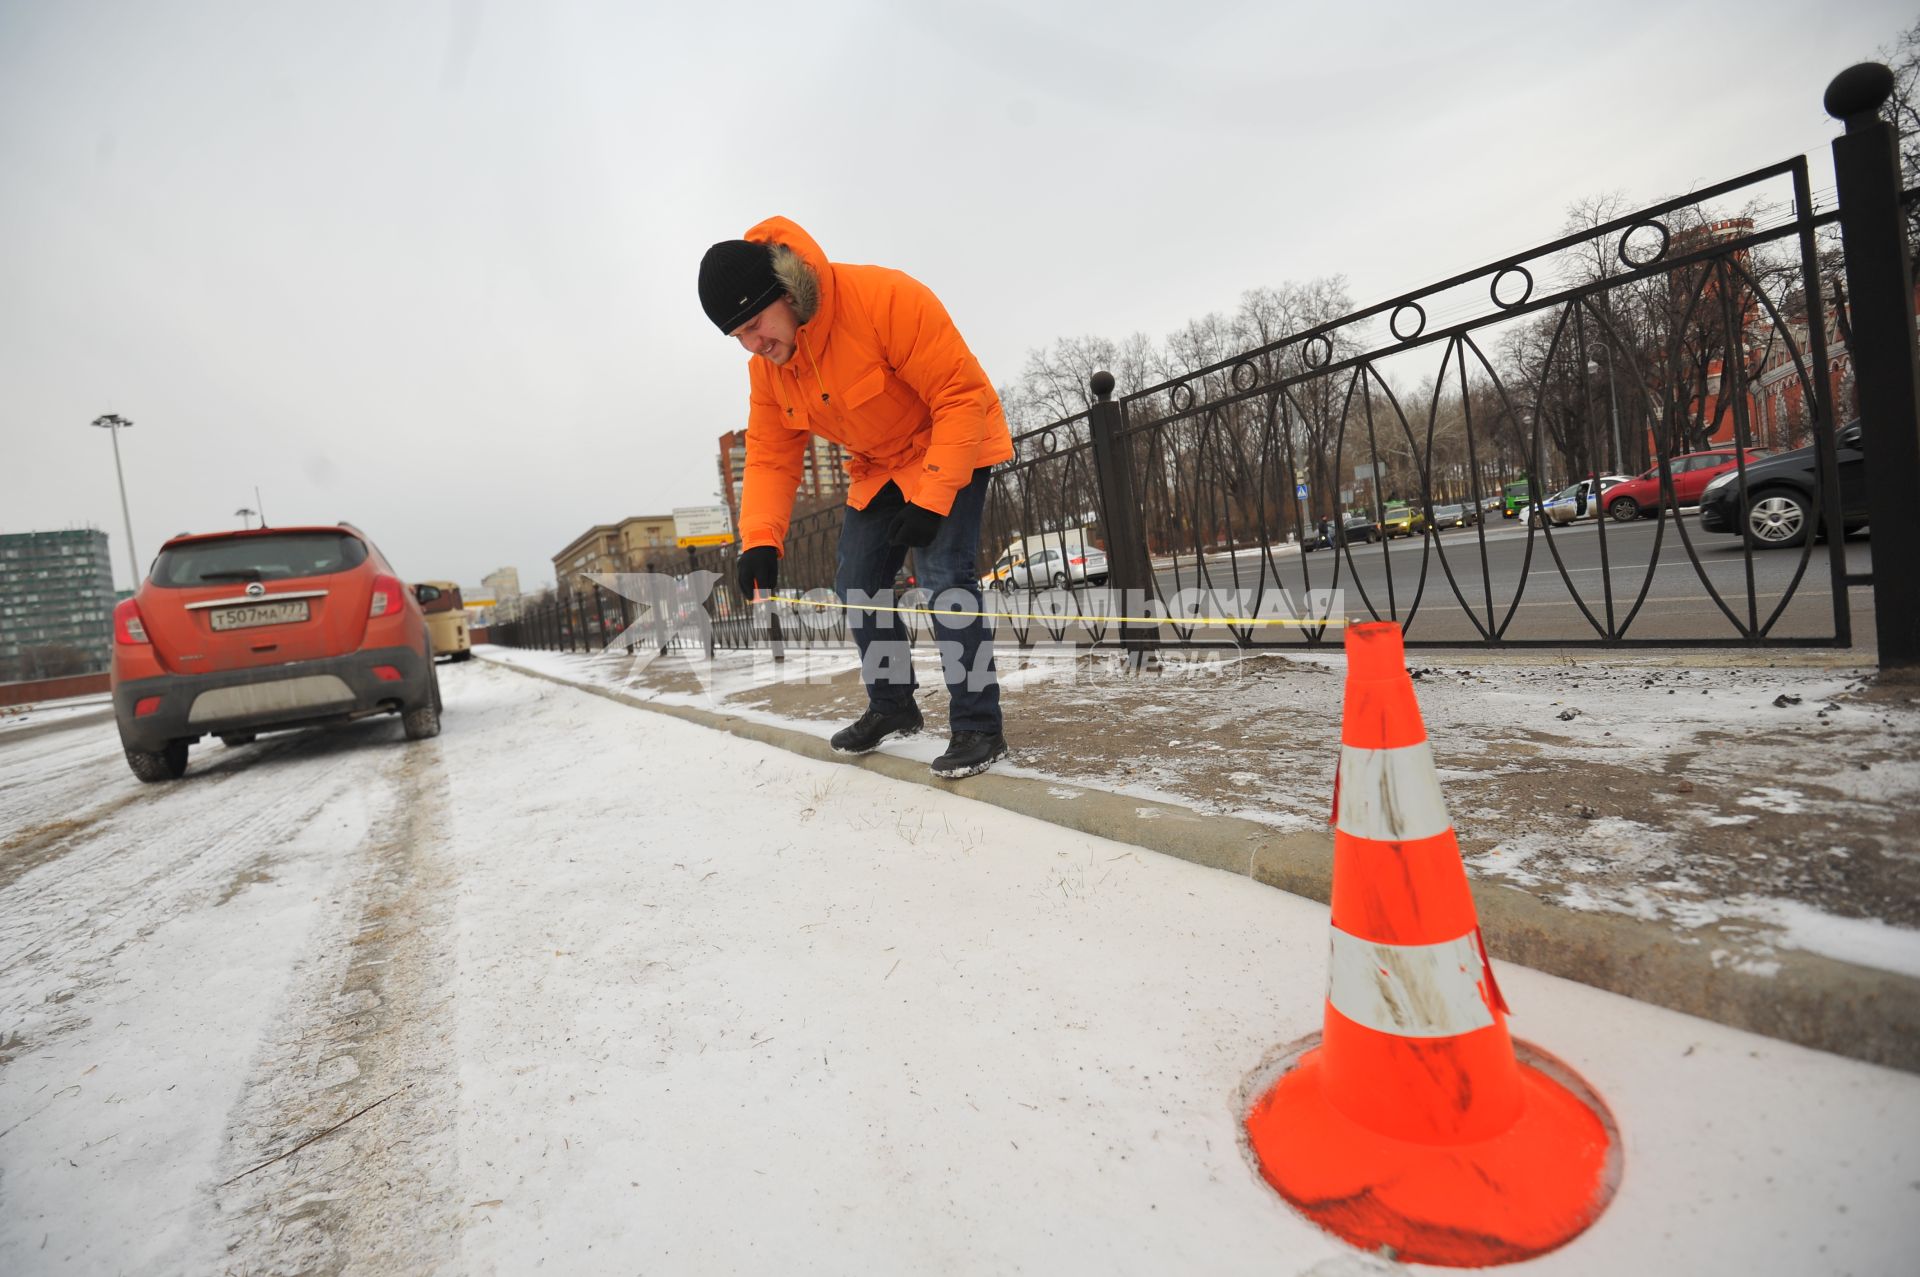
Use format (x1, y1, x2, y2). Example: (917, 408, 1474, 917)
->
(1244, 620, 1619, 1267)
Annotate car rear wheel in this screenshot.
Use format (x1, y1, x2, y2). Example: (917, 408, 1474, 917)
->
(1052, 571, 1069, 589)
(1743, 488, 1809, 549)
(1608, 496, 1640, 522)
(125, 739, 188, 782)
(403, 669, 442, 741)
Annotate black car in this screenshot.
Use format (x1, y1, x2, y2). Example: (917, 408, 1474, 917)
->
(1697, 421, 1868, 549)
(1337, 513, 1380, 546)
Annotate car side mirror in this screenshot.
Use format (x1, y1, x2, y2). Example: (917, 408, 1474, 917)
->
(414, 585, 440, 604)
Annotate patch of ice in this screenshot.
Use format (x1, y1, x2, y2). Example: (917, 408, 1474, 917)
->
(1553, 880, 1665, 922)
(1717, 896, 1920, 979)
(1465, 841, 1546, 886)
(1739, 787, 1807, 815)
(1710, 948, 1783, 978)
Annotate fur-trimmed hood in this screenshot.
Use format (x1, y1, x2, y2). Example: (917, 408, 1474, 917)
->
(770, 242, 819, 326)
(744, 216, 832, 335)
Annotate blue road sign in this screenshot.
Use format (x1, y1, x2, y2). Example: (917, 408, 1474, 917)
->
(1295, 483, 1309, 499)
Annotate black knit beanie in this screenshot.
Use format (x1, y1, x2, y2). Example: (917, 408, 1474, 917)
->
(699, 239, 784, 334)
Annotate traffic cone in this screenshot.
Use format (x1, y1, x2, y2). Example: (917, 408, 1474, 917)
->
(1243, 621, 1619, 1267)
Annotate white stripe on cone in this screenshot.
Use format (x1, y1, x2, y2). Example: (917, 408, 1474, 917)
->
(1327, 926, 1497, 1038)
(1335, 742, 1452, 843)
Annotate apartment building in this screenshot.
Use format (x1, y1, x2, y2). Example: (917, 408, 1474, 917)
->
(550, 514, 682, 588)
(0, 528, 116, 680)
(716, 431, 849, 530)
(481, 566, 522, 601)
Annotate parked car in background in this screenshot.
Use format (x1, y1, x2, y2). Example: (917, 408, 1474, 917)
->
(415, 580, 472, 661)
(1004, 545, 1109, 589)
(1698, 421, 1868, 548)
(1380, 504, 1427, 539)
(1430, 503, 1468, 530)
(1601, 448, 1769, 522)
(110, 524, 440, 782)
(1529, 476, 1632, 527)
(979, 551, 1022, 591)
(1339, 512, 1380, 545)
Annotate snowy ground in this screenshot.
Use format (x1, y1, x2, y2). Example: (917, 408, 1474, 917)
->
(2, 659, 1918, 1274)
(482, 641, 1920, 986)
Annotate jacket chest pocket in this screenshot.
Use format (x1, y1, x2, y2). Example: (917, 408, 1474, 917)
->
(841, 364, 924, 435)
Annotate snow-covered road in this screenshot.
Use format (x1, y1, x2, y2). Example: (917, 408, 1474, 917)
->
(2, 659, 1917, 1274)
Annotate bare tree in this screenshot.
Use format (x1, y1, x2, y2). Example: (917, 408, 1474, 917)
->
(1879, 17, 1920, 254)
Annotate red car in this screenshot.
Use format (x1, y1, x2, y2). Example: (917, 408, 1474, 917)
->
(110, 523, 441, 782)
(1601, 448, 1768, 522)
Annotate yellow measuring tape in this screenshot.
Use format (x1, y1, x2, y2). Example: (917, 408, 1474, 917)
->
(751, 595, 1347, 628)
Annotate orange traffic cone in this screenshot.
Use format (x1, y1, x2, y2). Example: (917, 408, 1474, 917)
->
(1244, 621, 1619, 1267)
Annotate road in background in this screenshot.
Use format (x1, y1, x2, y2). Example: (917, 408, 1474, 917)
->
(987, 517, 1873, 647)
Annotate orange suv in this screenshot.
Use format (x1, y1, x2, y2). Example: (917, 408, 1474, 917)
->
(110, 523, 441, 782)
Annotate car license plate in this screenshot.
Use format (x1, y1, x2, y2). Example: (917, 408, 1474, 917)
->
(209, 600, 310, 631)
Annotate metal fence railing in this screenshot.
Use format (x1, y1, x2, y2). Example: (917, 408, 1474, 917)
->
(500, 83, 1919, 665)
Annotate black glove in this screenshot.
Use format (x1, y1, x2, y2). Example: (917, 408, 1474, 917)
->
(736, 545, 779, 599)
(886, 503, 944, 548)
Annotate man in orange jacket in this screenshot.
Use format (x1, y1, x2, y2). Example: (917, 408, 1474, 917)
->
(699, 217, 1015, 778)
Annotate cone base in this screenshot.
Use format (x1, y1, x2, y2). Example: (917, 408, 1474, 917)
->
(1245, 1038, 1620, 1268)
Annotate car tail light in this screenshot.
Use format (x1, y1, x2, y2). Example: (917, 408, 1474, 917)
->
(372, 665, 403, 682)
(114, 598, 149, 644)
(134, 696, 162, 717)
(1069, 555, 1086, 565)
(369, 574, 404, 618)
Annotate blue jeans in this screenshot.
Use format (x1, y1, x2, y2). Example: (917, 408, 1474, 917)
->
(835, 468, 1001, 734)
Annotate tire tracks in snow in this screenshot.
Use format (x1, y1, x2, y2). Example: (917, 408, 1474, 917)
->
(0, 725, 400, 1066)
(210, 732, 464, 1275)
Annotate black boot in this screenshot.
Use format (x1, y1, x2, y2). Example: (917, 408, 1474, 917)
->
(830, 701, 924, 755)
(930, 730, 1008, 779)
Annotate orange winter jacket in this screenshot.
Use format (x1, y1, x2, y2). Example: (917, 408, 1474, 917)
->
(734, 216, 1014, 552)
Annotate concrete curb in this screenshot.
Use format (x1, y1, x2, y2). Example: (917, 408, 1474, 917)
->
(486, 656, 1920, 1074)
(0, 705, 115, 744)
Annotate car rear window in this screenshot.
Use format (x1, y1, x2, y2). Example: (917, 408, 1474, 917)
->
(150, 533, 368, 587)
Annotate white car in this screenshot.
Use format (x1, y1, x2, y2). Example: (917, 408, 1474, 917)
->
(979, 551, 1022, 591)
(1530, 476, 1632, 527)
(1002, 546, 1109, 589)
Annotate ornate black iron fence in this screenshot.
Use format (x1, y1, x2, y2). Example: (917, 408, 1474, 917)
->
(1081, 154, 1855, 650)
(502, 69, 1918, 664)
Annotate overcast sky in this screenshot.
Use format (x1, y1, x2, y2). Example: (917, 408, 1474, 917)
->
(2, 0, 1908, 593)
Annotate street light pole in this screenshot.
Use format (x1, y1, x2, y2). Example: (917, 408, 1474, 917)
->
(1589, 348, 1626, 473)
(234, 507, 257, 529)
(89, 414, 140, 588)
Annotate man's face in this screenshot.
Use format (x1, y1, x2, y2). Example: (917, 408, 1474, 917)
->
(730, 297, 799, 365)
